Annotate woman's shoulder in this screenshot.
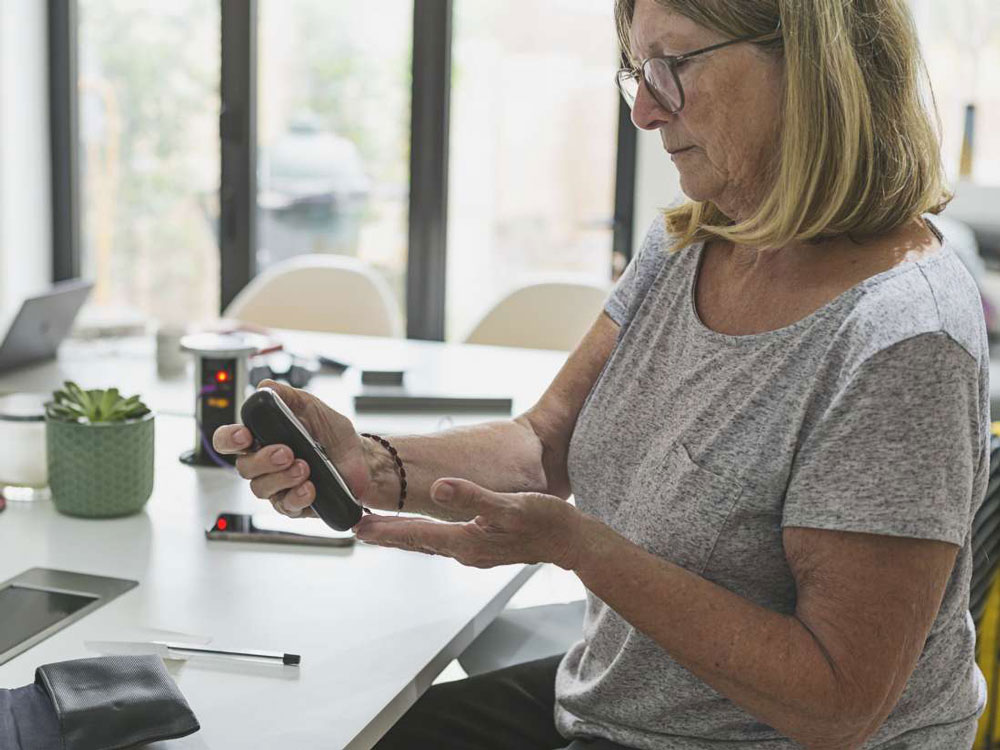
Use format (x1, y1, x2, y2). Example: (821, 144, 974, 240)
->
(834, 239, 987, 373)
(607, 217, 701, 327)
(632, 215, 700, 269)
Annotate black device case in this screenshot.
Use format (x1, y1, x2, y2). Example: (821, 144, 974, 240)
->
(0, 655, 200, 750)
(240, 388, 363, 531)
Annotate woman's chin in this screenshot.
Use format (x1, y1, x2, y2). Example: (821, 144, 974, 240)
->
(676, 171, 716, 204)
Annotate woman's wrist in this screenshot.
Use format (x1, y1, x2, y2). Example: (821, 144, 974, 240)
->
(565, 511, 612, 574)
(359, 433, 402, 510)
(547, 501, 590, 571)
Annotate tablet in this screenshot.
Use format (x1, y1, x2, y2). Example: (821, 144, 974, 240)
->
(0, 568, 138, 666)
(0, 586, 97, 656)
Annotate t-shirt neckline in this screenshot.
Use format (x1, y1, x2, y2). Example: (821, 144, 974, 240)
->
(687, 238, 954, 345)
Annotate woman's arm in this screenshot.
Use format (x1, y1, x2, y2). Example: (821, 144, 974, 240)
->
(214, 313, 620, 519)
(355, 489, 957, 749)
(363, 312, 620, 518)
(572, 520, 958, 750)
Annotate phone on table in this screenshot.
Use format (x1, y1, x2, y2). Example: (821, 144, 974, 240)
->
(240, 387, 364, 531)
(206, 513, 355, 547)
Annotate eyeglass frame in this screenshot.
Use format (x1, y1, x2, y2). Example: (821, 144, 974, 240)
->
(617, 20, 783, 115)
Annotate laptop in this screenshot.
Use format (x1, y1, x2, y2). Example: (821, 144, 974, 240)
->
(0, 279, 94, 373)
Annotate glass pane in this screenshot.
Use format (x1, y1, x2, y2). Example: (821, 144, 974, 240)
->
(78, 0, 221, 327)
(910, 0, 1000, 185)
(447, 0, 620, 342)
(257, 0, 412, 330)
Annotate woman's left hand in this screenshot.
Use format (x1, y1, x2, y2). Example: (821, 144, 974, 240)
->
(353, 478, 584, 570)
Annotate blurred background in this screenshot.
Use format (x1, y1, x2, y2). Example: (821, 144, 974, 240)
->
(0, 0, 998, 343)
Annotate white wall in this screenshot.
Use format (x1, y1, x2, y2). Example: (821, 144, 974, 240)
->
(0, 0, 52, 319)
(632, 126, 681, 255)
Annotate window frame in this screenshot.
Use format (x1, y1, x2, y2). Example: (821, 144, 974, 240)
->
(49, 0, 636, 340)
(220, 0, 258, 313)
(48, 0, 81, 283)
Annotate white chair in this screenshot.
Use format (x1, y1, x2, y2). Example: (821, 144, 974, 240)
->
(223, 254, 404, 337)
(463, 280, 611, 351)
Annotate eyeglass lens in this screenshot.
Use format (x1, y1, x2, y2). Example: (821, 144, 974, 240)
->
(618, 59, 683, 113)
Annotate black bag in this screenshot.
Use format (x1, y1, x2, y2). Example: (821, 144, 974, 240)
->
(0, 655, 200, 750)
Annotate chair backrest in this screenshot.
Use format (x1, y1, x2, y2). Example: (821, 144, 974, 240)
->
(223, 254, 403, 337)
(971, 432, 1000, 631)
(463, 280, 610, 352)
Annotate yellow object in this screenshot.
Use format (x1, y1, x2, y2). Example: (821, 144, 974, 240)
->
(976, 576, 1000, 748)
(960, 104, 977, 181)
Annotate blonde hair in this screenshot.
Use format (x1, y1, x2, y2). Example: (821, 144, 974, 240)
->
(615, 0, 951, 251)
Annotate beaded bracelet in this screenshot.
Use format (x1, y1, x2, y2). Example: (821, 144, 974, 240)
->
(361, 433, 407, 511)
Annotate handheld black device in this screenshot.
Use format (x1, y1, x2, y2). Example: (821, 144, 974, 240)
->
(240, 388, 364, 531)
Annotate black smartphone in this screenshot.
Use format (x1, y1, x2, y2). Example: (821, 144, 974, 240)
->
(205, 513, 355, 547)
(240, 387, 364, 531)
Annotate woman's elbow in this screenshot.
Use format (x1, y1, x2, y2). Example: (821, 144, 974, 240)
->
(787, 695, 884, 750)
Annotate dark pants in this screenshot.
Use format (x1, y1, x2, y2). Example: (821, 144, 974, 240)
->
(374, 655, 631, 750)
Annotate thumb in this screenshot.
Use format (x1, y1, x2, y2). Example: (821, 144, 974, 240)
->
(431, 478, 501, 517)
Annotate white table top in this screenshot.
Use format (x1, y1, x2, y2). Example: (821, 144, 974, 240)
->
(0, 331, 569, 749)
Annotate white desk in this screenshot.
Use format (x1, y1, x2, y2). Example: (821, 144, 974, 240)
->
(0, 331, 569, 749)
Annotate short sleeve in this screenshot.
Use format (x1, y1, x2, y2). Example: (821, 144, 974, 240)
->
(604, 217, 669, 327)
(782, 332, 984, 546)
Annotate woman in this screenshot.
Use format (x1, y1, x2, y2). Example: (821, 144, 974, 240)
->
(214, 0, 989, 747)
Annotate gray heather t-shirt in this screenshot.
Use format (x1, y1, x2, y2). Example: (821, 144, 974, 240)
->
(556, 217, 990, 749)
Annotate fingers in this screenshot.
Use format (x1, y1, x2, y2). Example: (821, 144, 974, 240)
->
(249, 459, 310, 499)
(235, 443, 295, 480)
(212, 424, 254, 455)
(354, 515, 460, 556)
(274, 478, 315, 514)
(270, 488, 317, 518)
(270, 490, 299, 518)
(354, 514, 503, 568)
(214, 383, 323, 518)
(430, 478, 502, 518)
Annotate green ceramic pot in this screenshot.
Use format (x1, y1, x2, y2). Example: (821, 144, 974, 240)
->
(46, 412, 155, 518)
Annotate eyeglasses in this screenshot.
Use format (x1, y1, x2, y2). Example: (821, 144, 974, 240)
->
(616, 21, 782, 115)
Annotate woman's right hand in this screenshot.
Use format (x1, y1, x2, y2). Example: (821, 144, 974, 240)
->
(211, 379, 384, 518)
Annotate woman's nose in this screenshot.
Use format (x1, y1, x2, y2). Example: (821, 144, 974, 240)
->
(631, 79, 673, 131)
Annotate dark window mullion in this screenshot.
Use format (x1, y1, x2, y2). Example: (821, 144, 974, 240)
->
(219, 0, 257, 314)
(406, 0, 453, 341)
(49, 0, 81, 283)
(612, 83, 638, 272)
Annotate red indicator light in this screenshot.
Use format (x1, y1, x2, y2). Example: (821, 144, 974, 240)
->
(217, 518, 228, 531)
(215, 370, 230, 383)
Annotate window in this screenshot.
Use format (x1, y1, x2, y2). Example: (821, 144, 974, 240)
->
(257, 0, 413, 326)
(55, 1, 636, 340)
(911, 0, 1000, 185)
(78, 0, 221, 326)
(445, 0, 621, 341)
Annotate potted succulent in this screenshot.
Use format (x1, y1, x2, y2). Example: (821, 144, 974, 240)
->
(44, 381, 155, 518)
